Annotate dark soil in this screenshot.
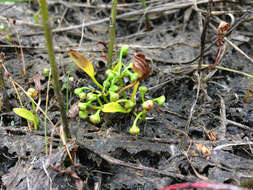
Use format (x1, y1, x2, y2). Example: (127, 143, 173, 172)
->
(0, 0, 253, 190)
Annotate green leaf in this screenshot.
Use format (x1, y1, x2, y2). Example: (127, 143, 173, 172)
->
(102, 102, 127, 113)
(13, 108, 35, 122)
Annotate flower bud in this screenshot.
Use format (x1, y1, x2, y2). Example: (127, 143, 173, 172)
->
(79, 110, 88, 120)
(120, 45, 129, 57)
(156, 95, 166, 105)
(129, 125, 140, 135)
(87, 93, 96, 101)
(78, 102, 87, 111)
(103, 80, 110, 89)
(79, 92, 86, 99)
(130, 72, 139, 82)
(74, 88, 83, 96)
(109, 85, 119, 92)
(125, 100, 136, 109)
(90, 112, 101, 124)
(27, 88, 37, 99)
(106, 69, 115, 80)
(139, 86, 147, 95)
(43, 68, 50, 76)
(0, 25, 6, 31)
(142, 100, 153, 111)
(110, 91, 119, 102)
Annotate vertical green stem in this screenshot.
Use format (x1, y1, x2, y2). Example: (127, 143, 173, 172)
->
(66, 64, 75, 113)
(141, 0, 151, 30)
(107, 0, 117, 68)
(31, 101, 38, 130)
(0, 62, 12, 112)
(40, 0, 71, 138)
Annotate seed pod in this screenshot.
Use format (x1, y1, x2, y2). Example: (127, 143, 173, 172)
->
(79, 110, 88, 120)
(133, 53, 150, 80)
(74, 88, 84, 96)
(27, 88, 37, 99)
(120, 45, 129, 56)
(90, 112, 101, 124)
(129, 125, 140, 135)
(79, 92, 86, 100)
(43, 68, 50, 76)
(78, 102, 87, 111)
(142, 100, 153, 111)
(156, 95, 166, 105)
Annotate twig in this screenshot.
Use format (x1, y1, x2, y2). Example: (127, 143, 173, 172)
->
(160, 181, 251, 190)
(86, 148, 196, 181)
(186, 71, 201, 132)
(217, 95, 227, 140)
(48, 0, 224, 34)
(213, 142, 253, 150)
(198, 0, 212, 72)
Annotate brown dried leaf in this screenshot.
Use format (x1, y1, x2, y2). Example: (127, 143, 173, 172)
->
(133, 53, 150, 80)
(194, 142, 211, 159)
(217, 21, 229, 36)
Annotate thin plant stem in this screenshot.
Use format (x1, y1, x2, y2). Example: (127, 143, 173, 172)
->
(141, 0, 151, 30)
(66, 64, 75, 113)
(107, 0, 117, 68)
(40, 0, 71, 138)
(198, 0, 212, 72)
(31, 101, 39, 130)
(44, 69, 51, 155)
(0, 60, 11, 112)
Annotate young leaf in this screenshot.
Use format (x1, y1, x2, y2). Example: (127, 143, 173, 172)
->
(13, 108, 35, 122)
(69, 50, 95, 78)
(102, 102, 127, 113)
(69, 50, 103, 89)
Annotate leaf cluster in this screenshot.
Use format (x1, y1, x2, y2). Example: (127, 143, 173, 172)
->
(70, 46, 165, 134)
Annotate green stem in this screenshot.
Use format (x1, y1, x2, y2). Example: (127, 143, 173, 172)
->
(31, 101, 38, 130)
(91, 77, 103, 89)
(44, 69, 51, 155)
(66, 64, 75, 113)
(141, 0, 151, 30)
(202, 64, 253, 79)
(40, 0, 70, 138)
(131, 81, 139, 102)
(107, 0, 117, 68)
(133, 111, 144, 126)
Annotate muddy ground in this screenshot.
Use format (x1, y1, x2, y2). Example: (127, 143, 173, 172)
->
(0, 0, 253, 190)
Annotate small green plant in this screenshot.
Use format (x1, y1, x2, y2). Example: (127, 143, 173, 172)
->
(69, 46, 166, 135)
(13, 88, 39, 130)
(0, 25, 11, 42)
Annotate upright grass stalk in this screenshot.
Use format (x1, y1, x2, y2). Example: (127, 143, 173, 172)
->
(0, 57, 11, 112)
(107, 0, 117, 68)
(141, 0, 151, 30)
(40, 0, 71, 138)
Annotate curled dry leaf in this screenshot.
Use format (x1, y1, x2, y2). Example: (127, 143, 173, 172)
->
(133, 53, 150, 80)
(217, 21, 229, 36)
(194, 142, 211, 159)
(206, 130, 216, 141)
(216, 21, 229, 46)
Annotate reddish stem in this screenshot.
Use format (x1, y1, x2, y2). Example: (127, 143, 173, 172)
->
(160, 182, 250, 190)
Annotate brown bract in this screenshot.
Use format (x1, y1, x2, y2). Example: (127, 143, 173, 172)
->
(216, 21, 229, 46)
(217, 21, 229, 36)
(133, 53, 150, 80)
